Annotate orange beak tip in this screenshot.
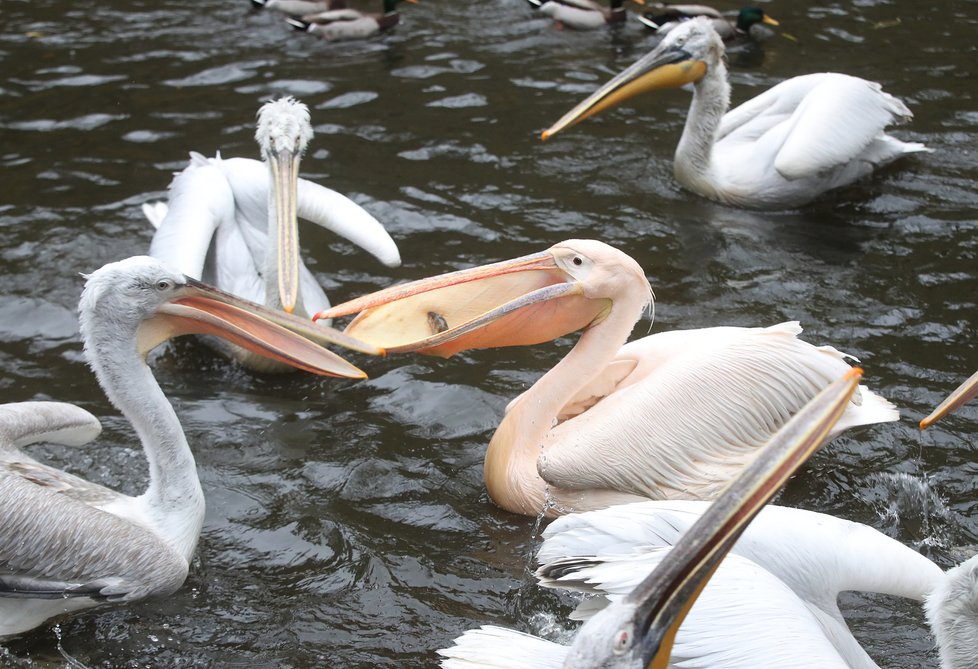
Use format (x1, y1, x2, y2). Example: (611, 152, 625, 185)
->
(541, 130, 550, 141)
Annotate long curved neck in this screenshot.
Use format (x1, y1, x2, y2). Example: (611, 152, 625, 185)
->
(674, 60, 730, 193)
(83, 317, 204, 560)
(484, 296, 645, 516)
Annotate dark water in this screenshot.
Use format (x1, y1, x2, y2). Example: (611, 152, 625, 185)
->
(1, 0, 977, 666)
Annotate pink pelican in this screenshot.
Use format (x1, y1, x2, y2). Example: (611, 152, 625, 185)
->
(315, 239, 898, 516)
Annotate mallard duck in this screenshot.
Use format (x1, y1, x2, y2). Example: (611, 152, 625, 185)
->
(251, 0, 346, 16)
(639, 4, 779, 41)
(527, 0, 645, 30)
(287, 0, 416, 41)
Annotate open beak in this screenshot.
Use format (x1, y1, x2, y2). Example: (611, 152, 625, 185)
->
(563, 367, 863, 668)
(137, 277, 383, 378)
(312, 248, 609, 358)
(920, 369, 978, 429)
(269, 145, 302, 314)
(541, 38, 707, 140)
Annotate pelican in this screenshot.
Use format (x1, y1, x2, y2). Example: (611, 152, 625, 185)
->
(541, 18, 930, 209)
(533, 501, 941, 668)
(439, 368, 864, 668)
(144, 97, 400, 370)
(527, 0, 645, 30)
(0, 256, 379, 637)
(638, 5, 779, 41)
(286, 0, 417, 41)
(493, 371, 978, 669)
(314, 240, 898, 517)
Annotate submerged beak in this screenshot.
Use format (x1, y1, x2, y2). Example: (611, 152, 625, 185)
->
(270, 145, 302, 314)
(138, 278, 383, 378)
(564, 368, 863, 668)
(312, 248, 609, 358)
(920, 369, 978, 429)
(541, 40, 707, 140)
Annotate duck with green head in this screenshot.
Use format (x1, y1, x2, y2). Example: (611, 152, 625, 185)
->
(287, 0, 416, 41)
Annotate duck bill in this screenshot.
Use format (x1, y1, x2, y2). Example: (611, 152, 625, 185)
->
(270, 146, 302, 314)
(920, 369, 978, 429)
(312, 250, 609, 358)
(565, 368, 863, 668)
(137, 278, 384, 378)
(762, 14, 779, 26)
(541, 45, 706, 140)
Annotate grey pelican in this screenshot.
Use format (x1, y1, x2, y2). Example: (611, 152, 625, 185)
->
(0, 256, 377, 637)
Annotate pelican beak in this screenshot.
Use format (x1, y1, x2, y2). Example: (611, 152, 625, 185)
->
(563, 368, 863, 669)
(541, 40, 707, 140)
(311, 247, 609, 358)
(762, 14, 779, 26)
(270, 144, 302, 314)
(920, 369, 978, 429)
(137, 278, 384, 378)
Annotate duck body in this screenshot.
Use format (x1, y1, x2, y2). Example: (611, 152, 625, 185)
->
(640, 5, 778, 41)
(292, 0, 412, 41)
(529, 0, 629, 29)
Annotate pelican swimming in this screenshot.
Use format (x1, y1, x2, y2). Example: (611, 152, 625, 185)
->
(144, 97, 400, 370)
(527, 0, 645, 30)
(638, 5, 779, 41)
(315, 239, 897, 517)
(541, 18, 930, 209)
(495, 371, 978, 669)
(0, 256, 379, 637)
(286, 0, 417, 41)
(533, 501, 941, 668)
(440, 369, 864, 668)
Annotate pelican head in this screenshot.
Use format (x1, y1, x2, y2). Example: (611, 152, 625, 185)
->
(561, 368, 863, 668)
(542, 17, 720, 140)
(80, 256, 380, 379)
(255, 97, 314, 314)
(313, 239, 653, 358)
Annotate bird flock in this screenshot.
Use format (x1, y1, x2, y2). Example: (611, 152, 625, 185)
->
(2, 1, 971, 668)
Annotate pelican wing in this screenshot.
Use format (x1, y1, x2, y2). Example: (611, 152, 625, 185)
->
(439, 625, 567, 669)
(0, 472, 188, 601)
(148, 154, 234, 281)
(536, 322, 898, 501)
(0, 402, 121, 507)
(296, 180, 401, 268)
(718, 74, 915, 181)
(544, 550, 860, 669)
(538, 501, 942, 621)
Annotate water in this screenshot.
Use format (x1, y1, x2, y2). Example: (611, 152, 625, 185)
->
(1, 0, 977, 666)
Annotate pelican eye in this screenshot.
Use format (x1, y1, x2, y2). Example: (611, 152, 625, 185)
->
(612, 629, 630, 655)
(155, 279, 173, 291)
(572, 256, 584, 266)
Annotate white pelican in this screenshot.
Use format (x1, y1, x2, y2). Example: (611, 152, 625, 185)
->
(0, 256, 377, 637)
(145, 97, 400, 370)
(439, 369, 864, 668)
(441, 371, 978, 669)
(534, 501, 941, 668)
(314, 239, 898, 517)
(638, 5, 779, 41)
(541, 18, 930, 209)
(527, 0, 645, 30)
(286, 0, 417, 41)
